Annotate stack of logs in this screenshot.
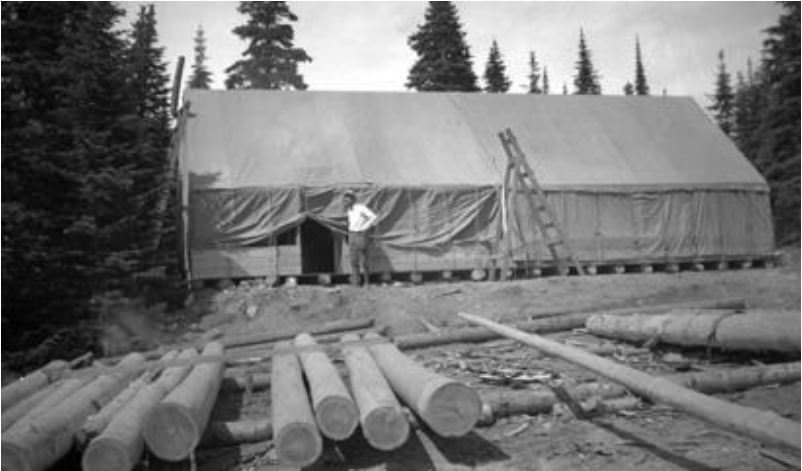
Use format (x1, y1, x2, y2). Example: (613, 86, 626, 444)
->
(2, 296, 799, 470)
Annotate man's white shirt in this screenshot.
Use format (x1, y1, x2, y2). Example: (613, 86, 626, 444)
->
(347, 203, 377, 232)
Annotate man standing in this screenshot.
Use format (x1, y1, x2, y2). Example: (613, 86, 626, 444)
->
(343, 190, 378, 286)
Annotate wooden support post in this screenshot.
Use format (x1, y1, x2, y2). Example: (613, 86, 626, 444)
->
(641, 264, 653, 274)
(586, 310, 800, 353)
(271, 341, 322, 468)
(341, 333, 409, 450)
(83, 349, 196, 471)
(585, 264, 598, 275)
(666, 262, 679, 273)
(459, 312, 801, 451)
(143, 342, 224, 462)
(614, 264, 626, 274)
(1, 360, 68, 411)
(2, 353, 145, 471)
(294, 333, 358, 440)
(366, 332, 481, 437)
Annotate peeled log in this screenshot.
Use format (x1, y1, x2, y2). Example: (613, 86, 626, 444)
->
(586, 310, 801, 353)
(2, 353, 145, 471)
(83, 349, 196, 471)
(1, 360, 68, 411)
(143, 342, 224, 462)
(1, 380, 64, 432)
(294, 333, 358, 440)
(460, 312, 801, 451)
(271, 341, 322, 468)
(77, 369, 157, 448)
(366, 332, 481, 437)
(341, 333, 410, 451)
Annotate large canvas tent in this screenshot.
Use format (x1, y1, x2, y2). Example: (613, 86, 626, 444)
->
(176, 90, 774, 280)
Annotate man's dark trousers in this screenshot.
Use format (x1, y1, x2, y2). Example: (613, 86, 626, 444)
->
(349, 231, 370, 286)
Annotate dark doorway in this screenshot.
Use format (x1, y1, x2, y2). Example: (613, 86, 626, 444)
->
(301, 219, 335, 274)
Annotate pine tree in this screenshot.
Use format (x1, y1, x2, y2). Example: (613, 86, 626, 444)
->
(225, 1, 312, 90)
(2, 2, 136, 348)
(542, 66, 550, 94)
(406, 2, 479, 92)
(483, 40, 511, 93)
(733, 59, 764, 161)
(126, 4, 173, 262)
(707, 50, 735, 137)
(526, 51, 542, 94)
(187, 25, 212, 89)
(754, 2, 800, 242)
(634, 36, 649, 95)
(573, 28, 602, 94)
(623, 82, 634, 95)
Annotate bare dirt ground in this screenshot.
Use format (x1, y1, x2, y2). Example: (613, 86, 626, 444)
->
(156, 249, 800, 471)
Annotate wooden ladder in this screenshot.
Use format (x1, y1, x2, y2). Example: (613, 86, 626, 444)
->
(498, 128, 585, 276)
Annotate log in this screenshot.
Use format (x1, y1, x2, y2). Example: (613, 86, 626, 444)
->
(271, 341, 322, 468)
(77, 367, 160, 448)
(586, 309, 801, 353)
(365, 332, 481, 437)
(142, 342, 224, 462)
(529, 297, 747, 320)
(200, 418, 273, 448)
(459, 312, 801, 451)
(1, 359, 68, 411)
(82, 349, 196, 471)
(294, 333, 358, 440)
(394, 298, 747, 351)
(2, 353, 145, 471)
(341, 333, 410, 451)
(1, 380, 64, 431)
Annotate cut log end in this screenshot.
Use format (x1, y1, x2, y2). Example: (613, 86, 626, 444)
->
(420, 381, 482, 437)
(82, 436, 132, 471)
(363, 406, 410, 451)
(2, 441, 30, 471)
(143, 402, 198, 462)
(275, 422, 322, 468)
(316, 396, 359, 440)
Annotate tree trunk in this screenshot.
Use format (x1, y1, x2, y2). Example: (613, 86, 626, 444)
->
(1, 359, 68, 411)
(1, 380, 64, 431)
(142, 342, 224, 462)
(271, 341, 322, 468)
(586, 309, 800, 353)
(459, 312, 801, 451)
(341, 332, 410, 451)
(294, 333, 358, 440)
(1, 353, 145, 471)
(366, 332, 481, 437)
(528, 297, 746, 319)
(82, 349, 196, 471)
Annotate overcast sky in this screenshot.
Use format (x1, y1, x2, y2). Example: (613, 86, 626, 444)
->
(122, 1, 782, 107)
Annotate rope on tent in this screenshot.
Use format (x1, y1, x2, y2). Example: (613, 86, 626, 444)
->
(270, 192, 278, 277)
(594, 192, 603, 263)
(407, 189, 418, 273)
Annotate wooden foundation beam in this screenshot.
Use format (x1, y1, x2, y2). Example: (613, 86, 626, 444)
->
(2, 353, 145, 471)
(366, 332, 481, 437)
(295, 333, 358, 440)
(341, 333, 410, 450)
(271, 341, 322, 468)
(83, 349, 196, 471)
(459, 312, 801, 451)
(143, 342, 224, 462)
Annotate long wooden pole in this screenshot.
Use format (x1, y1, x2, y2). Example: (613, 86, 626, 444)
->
(459, 312, 801, 451)
(142, 342, 224, 462)
(2, 353, 145, 471)
(341, 333, 410, 450)
(366, 332, 481, 437)
(82, 349, 196, 471)
(271, 341, 322, 468)
(294, 333, 358, 440)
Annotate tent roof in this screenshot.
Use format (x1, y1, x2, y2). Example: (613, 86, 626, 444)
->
(180, 90, 768, 192)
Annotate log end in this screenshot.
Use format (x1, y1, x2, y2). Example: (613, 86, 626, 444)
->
(316, 396, 359, 441)
(82, 436, 132, 471)
(363, 406, 410, 451)
(143, 402, 199, 462)
(1, 441, 31, 471)
(275, 421, 322, 468)
(420, 381, 482, 437)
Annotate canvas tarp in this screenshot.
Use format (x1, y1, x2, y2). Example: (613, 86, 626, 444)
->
(177, 90, 773, 273)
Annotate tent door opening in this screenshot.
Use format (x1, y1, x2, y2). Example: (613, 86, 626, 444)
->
(300, 219, 335, 274)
